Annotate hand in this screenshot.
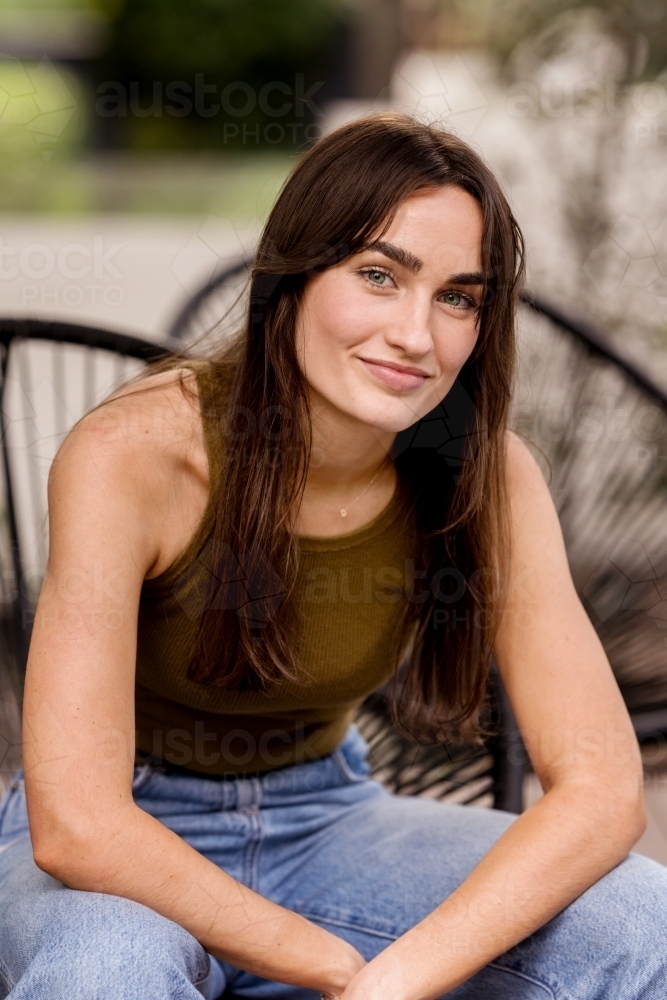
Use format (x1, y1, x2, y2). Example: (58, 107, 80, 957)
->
(318, 937, 367, 999)
(336, 952, 411, 1000)
(338, 970, 387, 1000)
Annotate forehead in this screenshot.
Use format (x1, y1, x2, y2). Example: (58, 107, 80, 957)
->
(379, 186, 483, 270)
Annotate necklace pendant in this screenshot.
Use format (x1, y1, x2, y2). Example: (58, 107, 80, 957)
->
(340, 509, 347, 517)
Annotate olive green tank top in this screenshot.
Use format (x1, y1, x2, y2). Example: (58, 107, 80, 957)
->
(134, 364, 417, 775)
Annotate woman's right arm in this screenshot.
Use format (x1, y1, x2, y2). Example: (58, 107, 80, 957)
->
(22, 383, 364, 997)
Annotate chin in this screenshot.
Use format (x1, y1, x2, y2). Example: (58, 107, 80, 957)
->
(350, 377, 453, 432)
(349, 399, 430, 435)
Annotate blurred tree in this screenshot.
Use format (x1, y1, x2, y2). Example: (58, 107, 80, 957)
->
(91, 0, 353, 150)
(470, 3, 667, 364)
(433, 0, 667, 80)
(348, 0, 402, 99)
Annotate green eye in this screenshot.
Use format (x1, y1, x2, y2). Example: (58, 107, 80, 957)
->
(443, 291, 463, 306)
(367, 270, 387, 285)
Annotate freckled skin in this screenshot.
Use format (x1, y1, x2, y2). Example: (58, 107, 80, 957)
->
(295, 185, 484, 438)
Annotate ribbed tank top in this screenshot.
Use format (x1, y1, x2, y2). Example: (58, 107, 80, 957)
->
(134, 364, 417, 775)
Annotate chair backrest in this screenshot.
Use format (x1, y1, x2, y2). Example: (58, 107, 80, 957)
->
(0, 320, 169, 778)
(514, 296, 667, 724)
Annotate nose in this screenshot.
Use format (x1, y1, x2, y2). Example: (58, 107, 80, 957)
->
(384, 292, 434, 359)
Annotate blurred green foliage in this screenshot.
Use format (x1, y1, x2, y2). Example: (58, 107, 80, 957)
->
(94, 0, 351, 150)
(0, 0, 100, 9)
(0, 57, 86, 166)
(0, 150, 294, 214)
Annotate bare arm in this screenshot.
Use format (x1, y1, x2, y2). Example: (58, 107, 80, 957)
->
(23, 374, 365, 996)
(339, 431, 646, 1000)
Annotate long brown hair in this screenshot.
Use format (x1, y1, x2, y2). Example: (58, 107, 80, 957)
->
(186, 113, 524, 743)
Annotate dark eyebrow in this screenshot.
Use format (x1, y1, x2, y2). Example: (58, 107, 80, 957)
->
(360, 244, 487, 285)
(360, 240, 423, 273)
(447, 271, 487, 285)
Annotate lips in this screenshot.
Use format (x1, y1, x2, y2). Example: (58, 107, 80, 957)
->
(359, 358, 430, 392)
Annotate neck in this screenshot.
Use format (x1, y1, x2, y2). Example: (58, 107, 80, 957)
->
(288, 386, 398, 537)
(304, 387, 396, 494)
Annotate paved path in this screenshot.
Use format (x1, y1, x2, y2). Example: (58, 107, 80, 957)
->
(0, 214, 248, 341)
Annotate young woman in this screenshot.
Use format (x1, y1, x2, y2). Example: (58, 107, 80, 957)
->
(1, 114, 665, 1000)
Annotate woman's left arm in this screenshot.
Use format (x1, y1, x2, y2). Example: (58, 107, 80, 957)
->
(341, 431, 647, 1000)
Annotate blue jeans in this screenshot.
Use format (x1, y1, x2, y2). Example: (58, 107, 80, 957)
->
(1, 724, 666, 999)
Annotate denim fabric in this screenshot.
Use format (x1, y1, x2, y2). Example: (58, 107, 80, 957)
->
(1, 723, 666, 999)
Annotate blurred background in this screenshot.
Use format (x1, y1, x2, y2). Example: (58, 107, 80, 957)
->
(0, 0, 666, 366)
(1, 0, 667, 863)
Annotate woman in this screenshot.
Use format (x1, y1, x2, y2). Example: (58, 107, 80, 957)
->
(0, 113, 665, 1000)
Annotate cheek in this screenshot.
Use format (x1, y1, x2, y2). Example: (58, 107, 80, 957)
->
(302, 276, 378, 355)
(434, 317, 479, 373)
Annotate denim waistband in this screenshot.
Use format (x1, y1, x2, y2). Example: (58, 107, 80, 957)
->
(131, 723, 374, 810)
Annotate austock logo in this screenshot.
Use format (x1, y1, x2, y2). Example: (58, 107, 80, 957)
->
(95, 73, 324, 146)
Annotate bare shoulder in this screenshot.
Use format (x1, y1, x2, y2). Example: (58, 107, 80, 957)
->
(51, 366, 206, 491)
(504, 429, 555, 514)
(47, 366, 210, 577)
(505, 429, 547, 487)
(503, 429, 570, 573)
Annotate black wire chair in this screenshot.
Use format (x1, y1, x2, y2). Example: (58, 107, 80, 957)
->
(515, 295, 667, 734)
(0, 316, 525, 814)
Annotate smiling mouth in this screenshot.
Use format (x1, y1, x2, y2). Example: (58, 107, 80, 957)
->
(358, 357, 431, 392)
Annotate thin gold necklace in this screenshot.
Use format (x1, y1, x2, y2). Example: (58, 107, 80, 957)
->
(337, 455, 390, 518)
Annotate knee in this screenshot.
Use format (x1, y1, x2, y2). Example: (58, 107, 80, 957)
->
(515, 852, 667, 996)
(16, 893, 210, 999)
(581, 852, 667, 944)
(578, 854, 667, 993)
